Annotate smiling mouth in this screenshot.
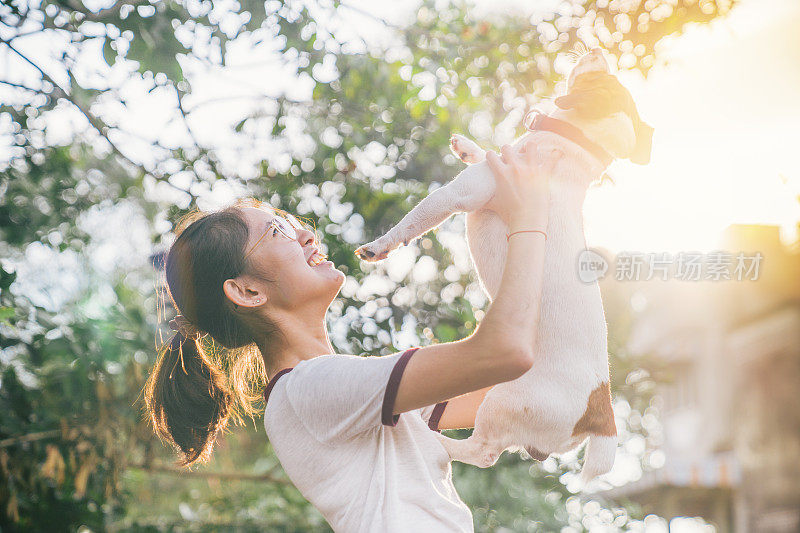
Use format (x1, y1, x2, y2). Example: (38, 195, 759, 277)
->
(307, 251, 329, 267)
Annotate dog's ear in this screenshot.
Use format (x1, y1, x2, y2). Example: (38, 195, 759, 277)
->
(629, 122, 654, 165)
(557, 72, 618, 116)
(555, 85, 610, 118)
(554, 91, 589, 112)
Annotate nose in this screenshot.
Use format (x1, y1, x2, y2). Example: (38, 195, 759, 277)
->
(297, 226, 317, 246)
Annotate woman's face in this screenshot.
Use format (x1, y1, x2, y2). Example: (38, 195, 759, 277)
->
(238, 206, 345, 312)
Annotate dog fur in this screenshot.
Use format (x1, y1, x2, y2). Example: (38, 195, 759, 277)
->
(354, 48, 652, 482)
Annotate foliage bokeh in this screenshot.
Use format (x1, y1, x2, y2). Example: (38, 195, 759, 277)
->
(0, 0, 734, 530)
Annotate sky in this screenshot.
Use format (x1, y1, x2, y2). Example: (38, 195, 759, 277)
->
(182, 0, 800, 254)
(3, 0, 799, 314)
(4, 0, 799, 260)
(341, 0, 800, 254)
(585, 0, 800, 253)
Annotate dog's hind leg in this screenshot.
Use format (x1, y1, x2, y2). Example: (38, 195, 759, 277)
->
(573, 381, 618, 482)
(435, 430, 507, 468)
(434, 393, 514, 468)
(579, 434, 617, 482)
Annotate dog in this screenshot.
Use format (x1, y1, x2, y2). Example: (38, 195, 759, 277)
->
(354, 48, 653, 482)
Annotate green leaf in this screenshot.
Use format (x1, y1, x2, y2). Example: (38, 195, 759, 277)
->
(0, 306, 14, 322)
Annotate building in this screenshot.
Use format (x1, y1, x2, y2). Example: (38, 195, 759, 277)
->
(602, 224, 800, 532)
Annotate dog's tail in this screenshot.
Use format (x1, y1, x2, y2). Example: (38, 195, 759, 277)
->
(580, 435, 617, 483)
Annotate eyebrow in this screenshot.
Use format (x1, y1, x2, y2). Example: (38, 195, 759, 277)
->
(261, 214, 275, 235)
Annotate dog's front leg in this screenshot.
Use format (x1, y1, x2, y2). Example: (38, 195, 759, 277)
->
(450, 134, 487, 164)
(355, 163, 496, 261)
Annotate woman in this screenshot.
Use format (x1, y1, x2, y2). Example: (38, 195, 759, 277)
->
(143, 142, 553, 532)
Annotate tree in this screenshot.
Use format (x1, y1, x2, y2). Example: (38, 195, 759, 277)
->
(0, 0, 736, 529)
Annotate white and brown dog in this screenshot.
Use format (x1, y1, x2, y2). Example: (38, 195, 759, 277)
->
(355, 48, 653, 481)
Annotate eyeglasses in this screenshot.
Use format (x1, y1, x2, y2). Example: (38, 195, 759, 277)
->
(243, 210, 324, 262)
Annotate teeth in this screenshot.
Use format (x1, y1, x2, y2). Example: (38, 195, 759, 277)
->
(308, 252, 328, 267)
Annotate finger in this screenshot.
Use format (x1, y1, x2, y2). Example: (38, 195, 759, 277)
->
(486, 151, 505, 177)
(520, 139, 536, 153)
(506, 145, 523, 171)
(524, 144, 539, 166)
(538, 148, 563, 172)
(545, 148, 564, 169)
(500, 144, 513, 164)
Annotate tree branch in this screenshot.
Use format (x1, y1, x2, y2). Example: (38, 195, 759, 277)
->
(0, 432, 293, 488)
(0, 430, 62, 448)
(126, 461, 293, 485)
(175, 83, 226, 179)
(0, 36, 188, 195)
(0, 79, 50, 96)
(338, 2, 402, 30)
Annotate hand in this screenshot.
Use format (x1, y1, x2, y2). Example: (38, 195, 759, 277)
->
(485, 142, 560, 231)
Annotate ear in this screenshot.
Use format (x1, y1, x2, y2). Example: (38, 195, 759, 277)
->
(630, 122, 653, 165)
(555, 89, 597, 114)
(223, 277, 265, 309)
(554, 93, 580, 110)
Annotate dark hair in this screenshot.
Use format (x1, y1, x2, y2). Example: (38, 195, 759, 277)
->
(143, 198, 312, 467)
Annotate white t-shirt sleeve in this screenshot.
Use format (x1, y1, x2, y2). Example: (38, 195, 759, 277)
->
(282, 349, 419, 444)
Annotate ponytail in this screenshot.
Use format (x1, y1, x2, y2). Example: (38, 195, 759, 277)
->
(143, 199, 280, 467)
(144, 331, 233, 467)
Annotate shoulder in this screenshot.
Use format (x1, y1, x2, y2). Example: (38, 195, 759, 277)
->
(269, 350, 419, 444)
(281, 350, 413, 397)
(291, 352, 405, 375)
(288, 353, 365, 376)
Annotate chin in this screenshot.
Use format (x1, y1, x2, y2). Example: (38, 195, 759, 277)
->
(321, 278, 344, 310)
(316, 264, 345, 299)
(330, 267, 346, 291)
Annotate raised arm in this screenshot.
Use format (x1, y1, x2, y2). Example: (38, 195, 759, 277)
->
(393, 142, 556, 415)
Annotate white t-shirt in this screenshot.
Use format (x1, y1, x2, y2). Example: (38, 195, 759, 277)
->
(263, 347, 474, 533)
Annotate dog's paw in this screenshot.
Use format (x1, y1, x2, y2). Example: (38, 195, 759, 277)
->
(450, 134, 485, 164)
(524, 445, 550, 462)
(354, 242, 391, 262)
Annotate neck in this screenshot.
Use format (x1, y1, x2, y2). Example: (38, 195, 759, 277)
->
(524, 115, 600, 217)
(256, 309, 335, 379)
